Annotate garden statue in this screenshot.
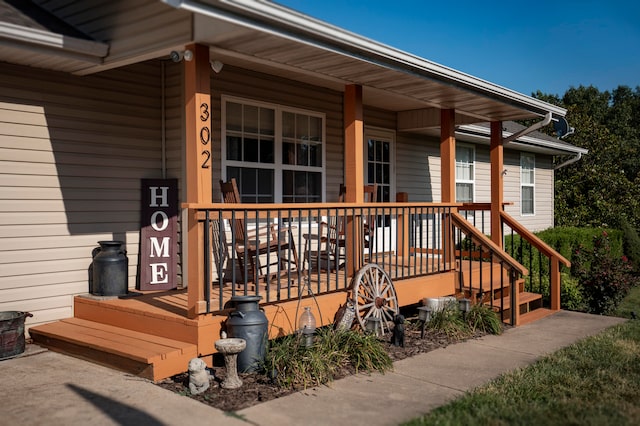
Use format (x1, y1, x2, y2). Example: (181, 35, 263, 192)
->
(392, 314, 405, 347)
(188, 357, 212, 395)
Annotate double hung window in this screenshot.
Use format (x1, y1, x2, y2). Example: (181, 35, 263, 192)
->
(521, 153, 535, 215)
(223, 98, 325, 203)
(455, 144, 475, 203)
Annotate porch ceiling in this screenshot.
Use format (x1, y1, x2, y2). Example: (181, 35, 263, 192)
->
(200, 22, 544, 123)
(183, 0, 566, 125)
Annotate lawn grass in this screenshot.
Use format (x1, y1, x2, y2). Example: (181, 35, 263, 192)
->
(403, 286, 640, 426)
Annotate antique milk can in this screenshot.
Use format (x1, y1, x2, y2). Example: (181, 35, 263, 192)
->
(226, 296, 268, 373)
(92, 241, 128, 296)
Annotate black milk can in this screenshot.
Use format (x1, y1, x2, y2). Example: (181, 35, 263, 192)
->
(226, 296, 268, 373)
(92, 241, 128, 296)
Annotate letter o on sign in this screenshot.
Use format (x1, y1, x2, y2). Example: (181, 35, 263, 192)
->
(150, 211, 169, 232)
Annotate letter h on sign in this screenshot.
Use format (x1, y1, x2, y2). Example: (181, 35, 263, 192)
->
(139, 179, 178, 290)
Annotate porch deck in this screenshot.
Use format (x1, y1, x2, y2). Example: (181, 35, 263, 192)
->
(30, 203, 565, 382)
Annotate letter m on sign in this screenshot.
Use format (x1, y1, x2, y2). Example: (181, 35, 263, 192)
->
(139, 179, 178, 290)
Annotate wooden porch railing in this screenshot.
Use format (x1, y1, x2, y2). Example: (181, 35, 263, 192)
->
(183, 202, 459, 316)
(500, 211, 571, 311)
(457, 203, 571, 314)
(451, 211, 528, 324)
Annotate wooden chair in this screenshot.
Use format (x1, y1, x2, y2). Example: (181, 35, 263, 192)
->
(220, 178, 298, 283)
(324, 183, 378, 269)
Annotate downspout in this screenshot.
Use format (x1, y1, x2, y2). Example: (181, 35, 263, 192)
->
(503, 112, 552, 144)
(161, 61, 167, 179)
(554, 152, 582, 170)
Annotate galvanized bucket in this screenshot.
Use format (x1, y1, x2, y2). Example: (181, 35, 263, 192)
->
(0, 311, 33, 360)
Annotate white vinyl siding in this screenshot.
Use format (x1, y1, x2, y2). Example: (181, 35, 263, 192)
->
(0, 61, 164, 332)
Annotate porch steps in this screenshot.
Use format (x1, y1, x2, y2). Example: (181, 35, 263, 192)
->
(459, 260, 549, 325)
(506, 308, 555, 326)
(29, 317, 197, 382)
(487, 291, 543, 316)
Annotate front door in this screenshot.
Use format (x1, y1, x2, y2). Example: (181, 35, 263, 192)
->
(364, 128, 395, 252)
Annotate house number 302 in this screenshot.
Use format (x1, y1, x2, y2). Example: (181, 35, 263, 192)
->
(200, 102, 211, 169)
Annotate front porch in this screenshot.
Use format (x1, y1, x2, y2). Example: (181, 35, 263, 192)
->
(30, 201, 567, 381)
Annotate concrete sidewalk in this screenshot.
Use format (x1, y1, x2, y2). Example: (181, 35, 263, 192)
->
(0, 311, 626, 426)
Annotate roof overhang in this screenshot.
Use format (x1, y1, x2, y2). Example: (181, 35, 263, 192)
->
(163, 0, 567, 124)
(0, 1, 108, 74)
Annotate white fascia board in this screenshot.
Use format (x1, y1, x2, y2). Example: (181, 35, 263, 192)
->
(0, 22, 108, 58)
(164, 0, 567, 119)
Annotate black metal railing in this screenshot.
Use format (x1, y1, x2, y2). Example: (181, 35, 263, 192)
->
(194, 202, 459, 313)
(451, 211, 527, 324)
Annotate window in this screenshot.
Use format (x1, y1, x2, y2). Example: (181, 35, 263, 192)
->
(365, 129, 394, 202)
(223, 98, 325, 203)
(521, 153, 535, 215)
(455, 144, 475, 203)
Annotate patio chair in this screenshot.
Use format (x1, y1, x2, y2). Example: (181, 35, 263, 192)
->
(323, 183, 378, 269)
(220, 178, 299, 284)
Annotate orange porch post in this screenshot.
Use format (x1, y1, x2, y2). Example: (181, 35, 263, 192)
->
(185, 44, 212, 318)
(440, 109, 456, 266)
(344, 85, 364, 275)
(490, 121, 503, 248)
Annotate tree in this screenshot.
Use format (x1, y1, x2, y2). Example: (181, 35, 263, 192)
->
(534, 85, 640, 231)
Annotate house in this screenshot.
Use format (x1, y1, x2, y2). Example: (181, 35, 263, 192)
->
(0, 0, 586, 380)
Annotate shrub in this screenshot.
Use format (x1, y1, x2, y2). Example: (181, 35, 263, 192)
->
(465, 303, 503, 335)
(620, 217, 640, 275)
(559, 272, 586, 311)
(572, 231, 638, 315)
(263, 327, 391, 390)
(427, 301, 471, 339)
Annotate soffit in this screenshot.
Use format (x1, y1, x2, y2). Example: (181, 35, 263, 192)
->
(199, 19, 539, 123)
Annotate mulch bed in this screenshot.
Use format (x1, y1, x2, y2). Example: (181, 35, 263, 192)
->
(156, 325, 491, 412)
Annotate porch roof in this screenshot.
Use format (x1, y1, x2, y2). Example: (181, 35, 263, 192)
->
(164, 0, 567, 124)
(0, 0, 567, 126)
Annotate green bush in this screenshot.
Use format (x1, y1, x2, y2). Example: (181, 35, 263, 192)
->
(264, 327, 392, 390)
(465, 304, 503, 335)
(536, 227, 623, 264)
(427, 301, 470, 339)
(558, 272, 586, 311)
(572, 230, 638, 315)
(620, 217, 640, 275)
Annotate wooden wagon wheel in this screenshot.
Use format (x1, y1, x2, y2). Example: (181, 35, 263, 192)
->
(351, 263, 399, 336)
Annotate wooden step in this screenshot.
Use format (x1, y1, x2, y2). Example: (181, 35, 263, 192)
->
(518, 308, 555, 325)
(29, 318, 197, 382)
(488, 291, 542, 312)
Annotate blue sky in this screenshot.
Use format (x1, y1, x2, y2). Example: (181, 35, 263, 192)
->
(275, 0, 640, 97)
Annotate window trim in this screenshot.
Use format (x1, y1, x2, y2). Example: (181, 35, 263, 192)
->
(455, 143, 475, 203)
(520, 152, 535, 216)
(221, 95, 327, 202)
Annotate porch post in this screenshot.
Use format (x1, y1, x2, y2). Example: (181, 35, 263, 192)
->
(440, 109, 456, 204)
(440, 109, 456, 266)
(550, 257, 561, 311)
(490, 121, 503, 248)
(185, 43, 211, 318)
(344, 85, 364, 274)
